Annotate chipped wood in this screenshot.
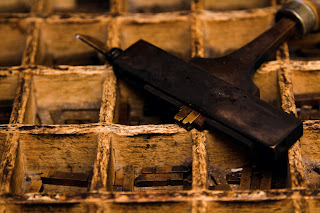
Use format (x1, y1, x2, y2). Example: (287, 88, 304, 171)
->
(191, 12, 204, 57)
(92, 133, 112, 191)
(9, 74, 32, 124)
(22, 22, 41, 66)
(0, 133, 20, 193)
(99, 72, 117, 123)
(191, 130, 207, 190)
(0, 1, 320, 212)
(239, 167, 252, 190)
(0, 123, 186, 136)
(122, 165, 134, 191)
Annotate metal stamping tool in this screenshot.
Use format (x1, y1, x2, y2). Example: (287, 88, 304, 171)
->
(76, 0, 320, 160)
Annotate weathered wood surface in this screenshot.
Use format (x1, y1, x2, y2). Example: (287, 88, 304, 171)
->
(0, 0, 320, 212)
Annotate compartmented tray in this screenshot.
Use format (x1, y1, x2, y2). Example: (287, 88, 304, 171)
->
(0, 0, 319, 212)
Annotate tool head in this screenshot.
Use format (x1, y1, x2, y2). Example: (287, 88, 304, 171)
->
(276, 0, 320, 36)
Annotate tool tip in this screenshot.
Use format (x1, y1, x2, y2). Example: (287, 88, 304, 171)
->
(75, 34, 80, 39)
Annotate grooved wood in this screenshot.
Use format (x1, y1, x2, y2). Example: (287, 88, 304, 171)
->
(0, 133, 19, 193)
(277, 43, 309, 212)
(9, 74, 32, 124)
(22, 22, 41, 66)
(99, 70, 117, 123)
(191, 130, 207, 190)
(0, 2, 319, 212)
(91, 133, 112, 191)
(191, 12, 204, 57)
(277, 44, 306, 189)
(192, 200, 207, 213)
(191, 0, 203, 11)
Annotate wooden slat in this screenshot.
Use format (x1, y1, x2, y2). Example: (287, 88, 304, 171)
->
(27, 180, 43, 193)
(277, 43, 309, 213)
(90, 133, 112, 191)
(277, 44, 307, 189)
(122, 165, 134, 192)
(239, 167, 252, 190)
(99, 71, 117, 123)
(9, 74, 32, 124)
(260, 171, 272, 190)
(191, 130, 207, 190)
(22, 22, 41, 66)
(0, 133, 20, 193)
(210, 168, 231, 191)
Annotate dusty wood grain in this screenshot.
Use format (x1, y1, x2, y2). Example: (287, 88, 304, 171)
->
(204, 0, 273, 11)
(0, 123, 186, 136)
(1, 2, 320, 211)
(9, 74, 32, 124)
(277, 44, 309, 212)
(90, 133, 112, 191)
(191, 130, 207, 190)
(110, 0, 125, 14)
(277, 59, 306, 189)
(22, 22, 40, 66)
(239, 167, 252, 190)
(30, 0, 51, 13)
(2, 189, 319, 204)
(0, 133, 19, 193)
(191, 0, 203, 11)
(192, 200, 207, 213)
(122, 165, 134, 191)
(99, 71, 117, 123)
(191, 12, 204, 57)
(112, 133, 192, 171)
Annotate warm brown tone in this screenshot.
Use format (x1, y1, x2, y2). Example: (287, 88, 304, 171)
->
(0, 0, 319, 212)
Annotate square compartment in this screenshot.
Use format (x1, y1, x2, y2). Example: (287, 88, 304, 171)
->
(288, 32, 320, 61)
(115, 81, 177, 125)
(300, 123, 320, 189)
(0, 72, 19, 124)
(125, 0, 190, 13)
(0, 20, 28, 66)
(26, 71, 107, 125)
(292, 68, 320, 120)
(0, 0, 32, 13)
(202, 11, 275, 58)
(51, 0, 110, 13)
(38, 20, 110, 66)
(109, 132, 193, 192)
(206, 132, 289, 190)
(203, 0, 272, 11)
(12, 132, 98, 194)
(119, 15, 192, 60)
(206, 200, 294, 213)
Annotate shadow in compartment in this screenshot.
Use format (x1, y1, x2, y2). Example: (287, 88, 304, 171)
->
(206, 132, 289, 191)
(110, 133, 193, 192)
(295, 93, 320, 120)
(0, 1, 31, 13)
(38, 21, 109, 66)
(126, 0, 190, 13)
(52, 0, 110, 13)
(0, 73, 19, 124)
(13, 133, 98, 194)
(0, 21, 28, 66)
(115, 80, 177, 125)
(0, 100, 14, 124)
(29, 73, 106, 125)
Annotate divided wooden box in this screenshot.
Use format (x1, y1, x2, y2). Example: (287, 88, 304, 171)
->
(0, 0, 319, 212)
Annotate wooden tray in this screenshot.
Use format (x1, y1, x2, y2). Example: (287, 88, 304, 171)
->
(0, 0, 319, 212)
